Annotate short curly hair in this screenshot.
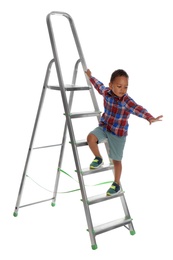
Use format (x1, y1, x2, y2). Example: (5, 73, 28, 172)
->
(110, 69, 129, 83)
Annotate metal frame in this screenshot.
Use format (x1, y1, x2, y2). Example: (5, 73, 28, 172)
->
(13, 11, 135, 249)
(13, 59, 55, 215)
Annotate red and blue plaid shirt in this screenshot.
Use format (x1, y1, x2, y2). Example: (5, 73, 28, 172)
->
(90, 76, 154, 136)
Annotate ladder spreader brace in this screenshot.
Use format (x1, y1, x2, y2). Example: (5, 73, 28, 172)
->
(13, 11, 135, 250)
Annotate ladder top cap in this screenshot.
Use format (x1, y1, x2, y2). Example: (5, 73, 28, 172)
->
(47, 11, 73, 21)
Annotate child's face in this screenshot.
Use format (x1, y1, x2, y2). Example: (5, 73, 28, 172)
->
(109, 76, 128, 98)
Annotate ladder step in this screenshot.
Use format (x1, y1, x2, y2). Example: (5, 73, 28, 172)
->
(81, 163, 114, 176)
(72, 139, 88, 147)
(93, 217, 133, 236)
(47, 84, 91, 91)
(86, 191, 125, 205)
(68, 111, 101, 119)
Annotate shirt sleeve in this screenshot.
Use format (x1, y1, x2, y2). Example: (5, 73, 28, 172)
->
(125, 95, 154, 121)
(89, 76, 108, 96)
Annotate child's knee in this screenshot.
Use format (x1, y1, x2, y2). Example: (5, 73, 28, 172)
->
(87, 133, 98, 143)
(113, 160, 122, 166)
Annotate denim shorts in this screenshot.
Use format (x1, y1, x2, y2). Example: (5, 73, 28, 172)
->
(89, 126, 126, 161)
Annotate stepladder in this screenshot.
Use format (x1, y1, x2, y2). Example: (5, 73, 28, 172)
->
(13, 11, 135, 249)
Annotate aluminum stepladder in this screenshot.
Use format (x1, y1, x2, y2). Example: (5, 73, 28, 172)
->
(13, 11, 135, 250)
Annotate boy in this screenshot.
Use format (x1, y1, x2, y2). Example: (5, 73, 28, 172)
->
(85, 69, 163, 196)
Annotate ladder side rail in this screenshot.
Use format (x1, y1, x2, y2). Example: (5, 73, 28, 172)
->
(52, 59, 81, 204)
(120, 192, 135, 233)
(67, 17, 100, 113)
(47, 14, 97, 247)
(13, 59, 54, 216)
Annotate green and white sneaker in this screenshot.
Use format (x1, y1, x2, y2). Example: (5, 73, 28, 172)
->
(106, 182, 120, 196)
(90, 156, 103, 169)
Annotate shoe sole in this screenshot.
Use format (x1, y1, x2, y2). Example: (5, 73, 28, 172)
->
(106, 189, 121, 196)
(90, 162, 104, 169)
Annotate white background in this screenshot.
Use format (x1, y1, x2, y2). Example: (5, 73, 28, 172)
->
(1, 0, 173, 259)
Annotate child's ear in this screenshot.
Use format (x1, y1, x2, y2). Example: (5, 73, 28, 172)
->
(109, 82, 112, 89)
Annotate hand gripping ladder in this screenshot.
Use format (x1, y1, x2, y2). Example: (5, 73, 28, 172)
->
(13, 11, 135, 250)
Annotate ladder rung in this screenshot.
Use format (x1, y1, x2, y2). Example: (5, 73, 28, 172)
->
(67, 111, 101, 119)
(93, 217, 133, 236)
(19, 198, 54, 208)
(86, 191, 125, 205)
(81, 163, 114, 176)
(47, 84, 91, 91)
(33, 144, 62, 149)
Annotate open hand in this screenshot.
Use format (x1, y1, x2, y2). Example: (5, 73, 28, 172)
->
(149, 115, 163, 124)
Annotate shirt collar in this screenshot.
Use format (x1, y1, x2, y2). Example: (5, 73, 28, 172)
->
(108, 89, 126, 101)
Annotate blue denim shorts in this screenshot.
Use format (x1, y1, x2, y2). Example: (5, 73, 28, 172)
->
(89, 126, 126, 161)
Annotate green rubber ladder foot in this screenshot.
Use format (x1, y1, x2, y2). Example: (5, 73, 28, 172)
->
(13, 212, 18, 217)
(130, 230, 136, 235)
(91, 244, 98, 250)
(51, 202, 56, 207)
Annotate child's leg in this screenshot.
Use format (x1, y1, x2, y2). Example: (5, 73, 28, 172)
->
(106, 160, 122, 196)
(113, 160, 122, 185)
(87, 133, 102, 158)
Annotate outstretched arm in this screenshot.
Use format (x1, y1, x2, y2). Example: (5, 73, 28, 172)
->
(125, 96, 163, 124)
(148, 115, 163, 124)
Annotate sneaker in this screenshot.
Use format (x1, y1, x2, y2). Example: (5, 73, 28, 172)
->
(90, 156, 103, 169)
(106, 182, 120, 196)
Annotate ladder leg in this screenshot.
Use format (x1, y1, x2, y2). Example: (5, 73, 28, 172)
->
(120, 184, 136, 235)
(13, 59, 54, 216)
(51, 121, 68, 206)
(108, 161, 135, 235)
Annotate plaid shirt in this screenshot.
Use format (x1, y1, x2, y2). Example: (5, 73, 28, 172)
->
(90, 76, 154, 136)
